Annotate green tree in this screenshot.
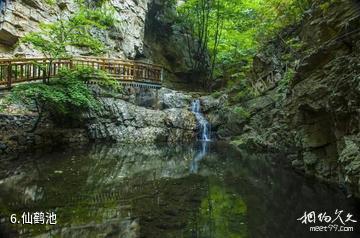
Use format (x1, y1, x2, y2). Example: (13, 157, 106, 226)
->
(178, 0, 226, 89)
(177, 0, 312, 90)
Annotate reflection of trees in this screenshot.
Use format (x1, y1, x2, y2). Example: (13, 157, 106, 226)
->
(188, 178, 248, 238)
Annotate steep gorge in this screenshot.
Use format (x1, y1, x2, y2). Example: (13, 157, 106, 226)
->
(1, 0, 360, 199)
(213, 0, 360, 198)
(1, 1, 360, 236)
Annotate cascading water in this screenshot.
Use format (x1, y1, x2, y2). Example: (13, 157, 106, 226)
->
(0, 1, 5, 11)
(191, 99, 211, 141)
(190, 99, 211, 173)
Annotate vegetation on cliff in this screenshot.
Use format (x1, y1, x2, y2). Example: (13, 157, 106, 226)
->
(23, 0, 116, 58)
(7, 1, 120, 131)
(177, 0, 311, 89)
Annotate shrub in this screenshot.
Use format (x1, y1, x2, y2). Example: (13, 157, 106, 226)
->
(9, 66, 120, 132)
(277, 67, 295, 94)
(233, 106, 250, 119)
(211, 91, 223, 99)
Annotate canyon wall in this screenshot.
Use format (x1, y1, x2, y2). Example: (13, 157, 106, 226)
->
(216, 0, 360, 197)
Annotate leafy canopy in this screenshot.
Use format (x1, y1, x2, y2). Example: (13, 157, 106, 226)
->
(177, 0, 311, 82)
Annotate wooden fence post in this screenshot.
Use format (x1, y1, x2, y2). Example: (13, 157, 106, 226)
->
(7, 61, 11, 88)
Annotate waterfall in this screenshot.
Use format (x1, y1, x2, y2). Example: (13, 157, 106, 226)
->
(0, 1, 4, 11)
(189, 99, 212, 173)
(191, 99, 211, 141)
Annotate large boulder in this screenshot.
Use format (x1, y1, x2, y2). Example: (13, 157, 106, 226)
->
(158, 88, 193, 109)
(85, 97, 197, 143)
(199, 94, 228, 112)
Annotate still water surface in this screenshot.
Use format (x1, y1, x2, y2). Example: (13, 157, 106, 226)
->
(0, 142, 359, 238)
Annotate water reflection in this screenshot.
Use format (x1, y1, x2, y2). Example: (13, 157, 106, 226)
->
(0, 143, 359, 238)
(187, 179, 247, 238)
(190, 142, 209, 173)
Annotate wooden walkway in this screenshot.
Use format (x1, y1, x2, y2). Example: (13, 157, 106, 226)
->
(0, 57, 163, 89)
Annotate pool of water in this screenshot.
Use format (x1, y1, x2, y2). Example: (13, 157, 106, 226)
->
(0, 142, 359, 238)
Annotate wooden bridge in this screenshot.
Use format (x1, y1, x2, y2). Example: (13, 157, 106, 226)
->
(0, 57, 163, 89)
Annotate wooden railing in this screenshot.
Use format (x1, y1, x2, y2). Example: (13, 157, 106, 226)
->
(0, 57, 163, 88)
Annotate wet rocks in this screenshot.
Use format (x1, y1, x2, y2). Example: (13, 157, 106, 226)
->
(158, 88, 192, 109)
(86, 96, 196, 143)
(0, 113, 89, 156)
(199, 94, 228, 113)
(0, 86, 197, 156)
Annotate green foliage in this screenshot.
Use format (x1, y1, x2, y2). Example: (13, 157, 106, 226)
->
(0, 98, 10, 113)
(62, 65, 122, 91)
(234, 90, 250, 102)
(227, 77, 255, 102)
(275, 67, 295, 101)
(21, 2, 117, 58)
(9, 64, 121, 121)
(285, 37, 304, 52)
(43, 0, 56, 5)
(13, 1, 121, 127)
(211, 91, 223, 98)
(8, 67, 122, 134)
(177, 0, 311, 87)
(277, 67, 295, 94)
(319, 0, 338, 13)
(234, 84, 254, 102)
(233, 106, 250, 119)
(10, 70, 99, 119)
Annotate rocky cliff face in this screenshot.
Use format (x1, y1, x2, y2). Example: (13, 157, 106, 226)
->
(0, 86, 197, 155)
(221, 0, 360, 197)
(286, 0, 360, 197)
(143, 0, 206, 90)
(0, 0, 201, 84)
(85, 87, 197, 143)
(0, 0, 149, 58)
